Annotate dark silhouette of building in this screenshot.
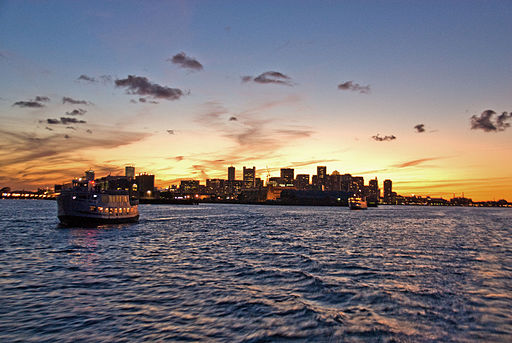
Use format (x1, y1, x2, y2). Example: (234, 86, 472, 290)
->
(315, 166, 327, 190)
(328, 171, 342, 191)
(228, 166, 235, 181)
(180, 180, 200, 193)
(85, 170, 95, 181)
(384, 179, 393, 203)
(280, 168, 294, 185)
(136, 173, 155, 198)
(243, 166, 256, 188)
(125, 166, 135, 179)
(295, 174, 310, 190)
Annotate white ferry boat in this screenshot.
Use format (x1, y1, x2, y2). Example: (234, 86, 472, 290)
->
(57, 174, 139, 226)
(348, 196, 368, 210)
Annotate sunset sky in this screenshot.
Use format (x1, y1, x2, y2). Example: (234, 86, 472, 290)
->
(1, 1, 511, 201)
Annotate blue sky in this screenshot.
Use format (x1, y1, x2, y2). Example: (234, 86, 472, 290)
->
(1, 1, 511, 200)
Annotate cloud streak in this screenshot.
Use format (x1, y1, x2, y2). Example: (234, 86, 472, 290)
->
(242, 71, 293, 86)
(168, 52, 203, 71)
(115, 75, 186, 101)
(471, 110, 511, 132)
(372, 134, 396, 142)
(62, 97, 90, 105)
(338, 81, 370, 94)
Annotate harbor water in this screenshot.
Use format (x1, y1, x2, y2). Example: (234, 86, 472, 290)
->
(1, 200, 511, 342)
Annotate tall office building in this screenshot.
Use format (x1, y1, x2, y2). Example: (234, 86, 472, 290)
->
(243, 166, 256, 188)
(280, 168, 294, 185)
(316, 166, 327, 190)
(383, 179, 392, 203)
(125, 166, 135, 179)
(368, 177, 380, 201)
(228, 166, 235, 181)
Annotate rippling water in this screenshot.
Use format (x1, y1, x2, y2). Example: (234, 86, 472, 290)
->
(1, 200, 511, 342)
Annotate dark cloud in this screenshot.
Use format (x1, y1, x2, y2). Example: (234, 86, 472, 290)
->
(46, 117, 87, 125)
(34, 96, 50, 102)
(115, 75, 185, 101)
(242, 71, 293, 86)
(12, 101, 44, 108)
(46, 118, 60, 124)
(65, 108, 87, 116)
(86, 129, 93, 134)
(45, 127, 53, 131)
(372, 134, 396, 142)
(139, 97, 146, 103)
(64, 135, 71, 139)
(175, 156, 184, 161)
(77, 74, 112, 83)
(78, 74, 96, 82)
(62, 97, 90, 105)
(130, 99, 137, 104)
(471, 110, 511, 132)
(337, 81, 370, 94)
(414, 124, 425, 133)
(169, 52, 203, 71)
(66, 126, 76, 130)
(229, 116, 238, 121)
(167, 129, 175, 135)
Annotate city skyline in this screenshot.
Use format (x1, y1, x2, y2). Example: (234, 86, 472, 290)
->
(1, 1, 512, 201)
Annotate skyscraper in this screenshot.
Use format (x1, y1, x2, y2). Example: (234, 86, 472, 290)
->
(384, 179, 392, 203)
(228, 166, 235, 181)
(243, 166, 256, 188)
(316, 166, 327, 190)
(295, 174, 310, 190)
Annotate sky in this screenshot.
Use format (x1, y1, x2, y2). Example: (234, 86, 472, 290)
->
(1, 0, 511, 201)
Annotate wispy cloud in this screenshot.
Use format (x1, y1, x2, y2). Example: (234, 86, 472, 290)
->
(115, 75, 186, 101)
(65, 108, 87, 116)
(62, 96, 91, 105)
(44, 117, 87, 125)
(12, 96, 50, 108)
(372, 134, 396, 142)
(392, 157, 440, 168)
(338, 81, 370, 94)
(77, 74, 112, 83)
(168, 52, 203, 71)
(471, 110, 511, 132)
(12, 101, 44, 108)
(242, 71, 293, 86)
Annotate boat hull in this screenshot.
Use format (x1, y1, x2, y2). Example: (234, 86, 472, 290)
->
(58, 214, 139, 226)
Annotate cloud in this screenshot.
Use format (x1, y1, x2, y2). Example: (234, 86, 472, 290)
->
(115, 75, 186, 101)
(372, 134, 396, 142)
(229, 116, 237, 121)
(392, 157, 440, 168)
(77, 74, 112, 83)
(337, 81, 370, 94)
(167, 129, 175, 135)
(175, 155, 184, 161)
(86, 129, 93, 134)
(78, 74, 96, 82)
(168, 52, 203, 71)
(62, 97, 90, 105)
(45, 127, 53, 131)
(242, 71, 293, 86)
(66, 126, 76, 130)
(414, 124, 425, 133)
(471, 110, 511, 132)
(12, 101, 44, 108)
(65, 108, 87, 116)
(0, 127, 151, 188)
(35, 96, 50, 102)
(46, 117, 87, 125)
(64, 134, 71, 139)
